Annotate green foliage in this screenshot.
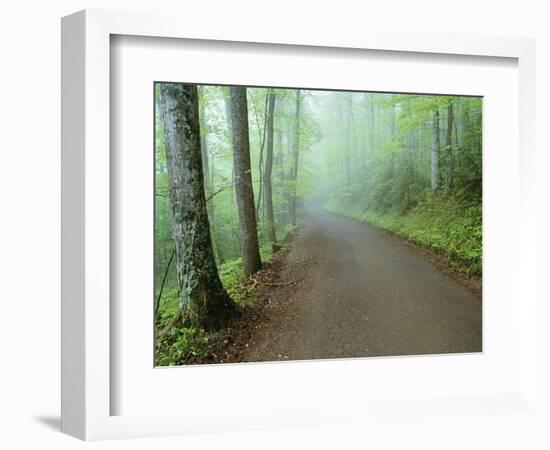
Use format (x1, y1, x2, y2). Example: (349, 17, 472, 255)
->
(155, 230, 292, 366)
(155, 83, 483, 365)
(326, 192, 482, 276)
(154, 286, 208, 366)
(155, 325, 210, 366)
(319, 91, 482, 277)
(155, 85, 319, 297)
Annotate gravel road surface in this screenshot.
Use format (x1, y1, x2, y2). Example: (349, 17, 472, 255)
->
(241, 207, 482, 362)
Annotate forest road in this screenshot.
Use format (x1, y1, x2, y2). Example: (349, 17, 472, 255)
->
(240, 206, 482, 362)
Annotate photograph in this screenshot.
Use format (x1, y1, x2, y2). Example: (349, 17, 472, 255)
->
(154, 83, 482, 366)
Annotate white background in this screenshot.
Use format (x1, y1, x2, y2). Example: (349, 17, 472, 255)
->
(0, 0, 548, 449)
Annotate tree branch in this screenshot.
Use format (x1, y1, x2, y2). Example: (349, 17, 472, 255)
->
(155, 247, 176, 317)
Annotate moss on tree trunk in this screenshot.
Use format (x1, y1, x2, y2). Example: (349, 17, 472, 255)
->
(159, 83, 237, 330)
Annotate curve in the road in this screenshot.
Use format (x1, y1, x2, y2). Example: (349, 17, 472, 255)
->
(241, 208, 482, 362)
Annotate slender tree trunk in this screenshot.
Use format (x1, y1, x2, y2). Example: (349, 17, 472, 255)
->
(446, 101, 454, 190)
(360, 95, 367, 178)
(290, 89, 301, 225)
(209, 157, 224, 264)
(224, 88, 234, 189)
(431, 108, 441, 191)
(229, 86, 262, 276)
(224, 88, 239, 249)
(390, 100, 397, 179)
(344, 94, 352, 185)
(369, 94, 375, 158)
(275, 129, 284, 225)
(159, 83, 236, 330)
(254, 93, 269, 222)
(284, 121, 292, 222)
(264, 91, 277, 242)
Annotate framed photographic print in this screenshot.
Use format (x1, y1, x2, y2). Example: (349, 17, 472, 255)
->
(61, 9, 538, 441)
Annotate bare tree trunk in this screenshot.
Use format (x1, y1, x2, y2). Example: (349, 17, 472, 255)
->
(446, 100, 454, 190)
(159, 83, 237, 330)
(275, 129, 284, 225)
(254, 93, 269, 222)
(360, 94, 368, 178)
(263, 91, 277, 242)
(345, 93, 354, 185)
(389, 99, 397, 179)
(224, 88, 239, 246)
(431, 108, 441, 191)
(290, 89, 301, 225)
(229, 86, 262, 276)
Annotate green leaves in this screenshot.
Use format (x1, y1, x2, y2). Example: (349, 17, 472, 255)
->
(155, 325, 209, 366)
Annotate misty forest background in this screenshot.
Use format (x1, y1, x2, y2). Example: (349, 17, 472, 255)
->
(155, 84, 482, 365)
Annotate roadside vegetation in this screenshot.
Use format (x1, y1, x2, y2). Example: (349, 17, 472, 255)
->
(326, 191, 482, 277)
(155, 84, 482, 365)
(155, 238, 292, 366)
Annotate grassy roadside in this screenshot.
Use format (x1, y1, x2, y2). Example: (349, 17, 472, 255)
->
(155, 231, 294, 366)
(325, 193, 482, 278)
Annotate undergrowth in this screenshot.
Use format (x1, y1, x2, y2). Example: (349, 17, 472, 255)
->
(325, 192, 482, 277)
(155, 233, 293, 366)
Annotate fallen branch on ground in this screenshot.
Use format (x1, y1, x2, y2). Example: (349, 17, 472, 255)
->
(263, 278, 303, 287)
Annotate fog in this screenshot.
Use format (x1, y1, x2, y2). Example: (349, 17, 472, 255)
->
(155, 83, 482, 300)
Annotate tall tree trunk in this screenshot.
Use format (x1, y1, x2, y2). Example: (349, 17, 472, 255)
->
(159, 83, 236, 330)
(390, 99, 397, 179)
(229, 86, 262, 276)
(290, 89, 301, 225)
(345, 93, 352, 186)
(365, 93, 375, 184)
(254, 93, 269, 222)
(275, 129, 284, 225)
(224, 88, 234, 189)
(264, 91, 277, 242)
(446, 101, 454, 190)
(431, 108, 441, 191)
(224, 88, 239, 248)
(360, 94, 368, 179)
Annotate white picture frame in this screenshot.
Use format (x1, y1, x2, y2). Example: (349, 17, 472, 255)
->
(61, 9, 538, 441)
